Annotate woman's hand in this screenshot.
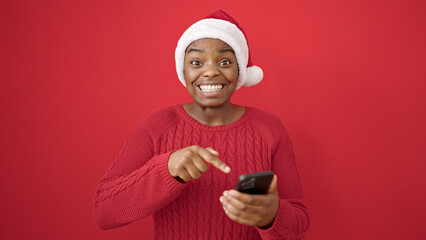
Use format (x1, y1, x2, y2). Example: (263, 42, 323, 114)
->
(168, 145, 231, 182)
(220, 175, 279, 228)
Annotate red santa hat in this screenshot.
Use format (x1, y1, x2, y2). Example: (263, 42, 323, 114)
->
(175, 9, 263, 89)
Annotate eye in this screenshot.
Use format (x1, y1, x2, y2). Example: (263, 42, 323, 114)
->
(190, 60, 202, 66)
(220, 60, 232, 66)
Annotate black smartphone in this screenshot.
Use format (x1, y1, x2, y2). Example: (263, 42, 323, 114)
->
(235, 171, 274, 194)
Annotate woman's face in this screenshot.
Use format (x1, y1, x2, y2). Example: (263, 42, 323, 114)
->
(183, 38, 239, 108)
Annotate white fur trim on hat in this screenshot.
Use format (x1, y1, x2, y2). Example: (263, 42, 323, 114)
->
(175, 18, 263, 89)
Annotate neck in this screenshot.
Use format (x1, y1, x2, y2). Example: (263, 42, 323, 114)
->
(183, 102, 244, 126)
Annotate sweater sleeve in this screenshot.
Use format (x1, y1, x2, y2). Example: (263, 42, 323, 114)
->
(256, 122, 309, 239)
(93, 122, 186, 230)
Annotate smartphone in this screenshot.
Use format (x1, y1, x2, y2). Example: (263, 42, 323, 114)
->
(235, 171, 274, 194)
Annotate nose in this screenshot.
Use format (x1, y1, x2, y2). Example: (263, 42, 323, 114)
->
(203, 62, 220, 78)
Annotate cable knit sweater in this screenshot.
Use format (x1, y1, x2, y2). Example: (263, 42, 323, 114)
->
(94, 104, 309, 239)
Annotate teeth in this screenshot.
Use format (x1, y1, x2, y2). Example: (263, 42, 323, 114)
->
(199, 84, 224, 92)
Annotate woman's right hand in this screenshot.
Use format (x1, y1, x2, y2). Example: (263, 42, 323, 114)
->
(168, 145, 231, 182)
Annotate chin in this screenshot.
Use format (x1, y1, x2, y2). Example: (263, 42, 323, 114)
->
(195, 98, 229, 109)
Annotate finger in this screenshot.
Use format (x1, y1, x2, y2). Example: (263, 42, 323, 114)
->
(192, 155, 209, 173)
(224, 191, 265, 214)
(185, 164, 202, 180)
(227, 190, 270, 206)
(205, 147, 219, 156)
(178, 170, 192, 182)
(198, 148, 230, 173)
(221, 199, 256, 226)
(223, 191, 248, 212)
(222, 191, 263, 216)
(222, 196, 246, 218)
(267, 175, 278, 194)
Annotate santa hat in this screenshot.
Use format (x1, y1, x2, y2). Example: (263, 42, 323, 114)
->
(175, 9, 263, 89)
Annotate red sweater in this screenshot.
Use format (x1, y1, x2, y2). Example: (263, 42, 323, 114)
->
(94, 104, 309, 239)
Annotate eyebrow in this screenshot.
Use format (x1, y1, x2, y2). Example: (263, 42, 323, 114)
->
(186, 48, 204, 54)
(218, 48, 235, 54)
(186, 48, 235, 55)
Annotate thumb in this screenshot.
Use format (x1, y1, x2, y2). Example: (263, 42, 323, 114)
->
(267, 175, 278, 194)
(205, 147, 219, 156)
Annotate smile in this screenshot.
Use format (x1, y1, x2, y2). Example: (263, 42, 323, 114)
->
(198, 84, 224, 92)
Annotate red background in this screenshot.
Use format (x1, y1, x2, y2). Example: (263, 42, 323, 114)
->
(1, 0, 425, 239)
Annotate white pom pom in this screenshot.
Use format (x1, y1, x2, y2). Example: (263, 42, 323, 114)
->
(244, 66, 263, 87)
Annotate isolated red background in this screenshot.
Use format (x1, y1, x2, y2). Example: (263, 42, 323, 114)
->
(1, 0, 425, 239)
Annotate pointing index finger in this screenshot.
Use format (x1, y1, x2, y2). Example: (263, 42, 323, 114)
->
(200, 147, 230, 173)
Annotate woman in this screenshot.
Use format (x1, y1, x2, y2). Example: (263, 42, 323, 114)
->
(94, 9, 309, 239)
